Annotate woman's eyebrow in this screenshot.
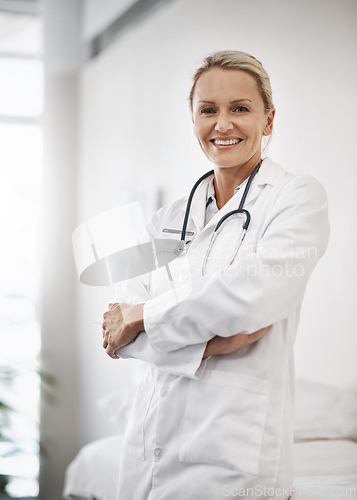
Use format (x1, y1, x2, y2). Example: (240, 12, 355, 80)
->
(230, 98, 252, 104)
(198, 98, 253, 104)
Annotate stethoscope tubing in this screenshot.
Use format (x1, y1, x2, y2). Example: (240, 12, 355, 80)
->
(180, 169, 214, 243)
(215, 208, 251, 231)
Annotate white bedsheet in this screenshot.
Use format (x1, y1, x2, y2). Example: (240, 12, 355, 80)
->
(291, 439, 357, 499)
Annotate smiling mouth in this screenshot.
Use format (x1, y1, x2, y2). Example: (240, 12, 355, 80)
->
(211, 138, 242, 146)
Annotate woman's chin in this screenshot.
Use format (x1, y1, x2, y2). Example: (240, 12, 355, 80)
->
(212, 161, 246, 170)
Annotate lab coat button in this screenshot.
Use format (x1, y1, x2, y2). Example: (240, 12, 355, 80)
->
(178, 273, 188, 283)
(154, 447, 163, 459)
(161, 386, 170, 397)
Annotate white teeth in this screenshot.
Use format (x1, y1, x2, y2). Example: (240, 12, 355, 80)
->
(213, 139, 240, 145)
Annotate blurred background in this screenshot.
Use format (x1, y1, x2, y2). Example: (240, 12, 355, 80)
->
(0, 0, 356, 498)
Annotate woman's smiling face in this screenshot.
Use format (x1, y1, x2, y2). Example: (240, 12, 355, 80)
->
(192, 68, 275, 173)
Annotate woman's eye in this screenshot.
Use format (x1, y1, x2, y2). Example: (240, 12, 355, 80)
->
(200, 108, 216, 114)
(233, 106, 249, 113)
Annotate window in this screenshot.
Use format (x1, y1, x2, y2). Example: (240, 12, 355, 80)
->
(0, 10, 43, 498)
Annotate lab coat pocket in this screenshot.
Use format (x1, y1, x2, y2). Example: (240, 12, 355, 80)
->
(122, 368, 155, 460)
(179, 369, 271, 475)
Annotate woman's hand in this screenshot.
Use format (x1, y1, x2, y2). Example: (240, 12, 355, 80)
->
(203, 326, 271, 358)
(102, 303, 144, 359)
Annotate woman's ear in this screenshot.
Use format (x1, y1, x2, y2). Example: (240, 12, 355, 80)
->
(263, 108, 276, 136)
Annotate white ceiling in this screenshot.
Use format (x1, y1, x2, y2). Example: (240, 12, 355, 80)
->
(0, 0, 40, 16)
(82, 0, 139, 40)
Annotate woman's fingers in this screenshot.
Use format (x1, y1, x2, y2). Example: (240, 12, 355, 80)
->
(204, 325, 273, 358)
(100, 303, 143, 359)
(247, 325, 272, 344)
(101, 304, 123, 358)
(103, 335, 116, 357)
(106, 338, 119, 356)
(103, 334, 119, 358)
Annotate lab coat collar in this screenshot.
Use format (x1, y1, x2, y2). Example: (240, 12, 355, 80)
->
(184, 157, 284, 234)
(255, 157, 284, 187)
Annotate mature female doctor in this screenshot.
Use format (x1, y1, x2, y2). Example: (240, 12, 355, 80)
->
(102, 51, 329, 499)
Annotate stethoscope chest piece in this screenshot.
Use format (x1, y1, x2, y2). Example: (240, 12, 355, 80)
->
(174, 240, 187, 257)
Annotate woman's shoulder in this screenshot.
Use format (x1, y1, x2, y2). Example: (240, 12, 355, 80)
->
(264, 157, 328, 197)
(263, 157, 329, 212)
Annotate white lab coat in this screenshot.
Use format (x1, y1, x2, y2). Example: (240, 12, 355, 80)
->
(115, 158, 329, 500)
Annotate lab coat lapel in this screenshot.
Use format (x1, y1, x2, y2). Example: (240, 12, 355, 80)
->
(237, 157, 284, 210)
(230, 157, 284, 212)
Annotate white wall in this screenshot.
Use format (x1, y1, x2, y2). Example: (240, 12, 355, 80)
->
(41, 2, 83, 499)
(75, 0, 357, 447)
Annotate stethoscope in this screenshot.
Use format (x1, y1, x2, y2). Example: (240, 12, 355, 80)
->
(174, 160, 262, 275)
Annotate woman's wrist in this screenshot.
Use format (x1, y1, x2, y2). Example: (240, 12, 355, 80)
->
(127, 303, 145, 335)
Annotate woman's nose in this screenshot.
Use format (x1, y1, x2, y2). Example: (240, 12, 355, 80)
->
(214, 112, 233, 133)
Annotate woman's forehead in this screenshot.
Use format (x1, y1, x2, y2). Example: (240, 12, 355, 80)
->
(194, 68, 261, 102)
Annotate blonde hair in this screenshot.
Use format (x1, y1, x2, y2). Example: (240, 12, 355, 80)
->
(189, 50, 274, 114)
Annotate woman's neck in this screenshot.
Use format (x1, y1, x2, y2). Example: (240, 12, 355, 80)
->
(213, 157, 261, 210)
